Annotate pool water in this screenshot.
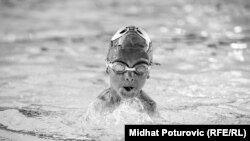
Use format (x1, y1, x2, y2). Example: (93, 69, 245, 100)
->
(0, 0, 250, 140)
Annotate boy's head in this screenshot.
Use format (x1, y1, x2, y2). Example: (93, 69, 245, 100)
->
(106, 26, 153, 98)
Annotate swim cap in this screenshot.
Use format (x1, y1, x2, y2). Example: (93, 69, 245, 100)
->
(106, 26, 153, 63)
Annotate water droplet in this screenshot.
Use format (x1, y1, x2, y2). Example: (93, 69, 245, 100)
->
(208, 58, 217, 63)
(234, 26, 242, 33)
(201, 31, 208, 37)
(230, 42, 247, 49)
(175, 28, 185, 35)
(228, 50, 245, 61)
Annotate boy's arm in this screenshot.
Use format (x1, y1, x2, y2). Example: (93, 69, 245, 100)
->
(94, 88, 121, 112)
(97, 88, 120, 105)
(138, 91, 157, 113)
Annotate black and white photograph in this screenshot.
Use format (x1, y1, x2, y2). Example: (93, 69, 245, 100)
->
(0, 0, 250, 140)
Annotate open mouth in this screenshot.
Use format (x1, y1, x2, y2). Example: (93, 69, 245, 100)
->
(123, 86, 134, 92)
(119, 86, 138, 98)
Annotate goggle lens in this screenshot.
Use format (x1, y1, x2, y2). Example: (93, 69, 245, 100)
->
(113, 63, 126, 73)
(135, 64, 148, 74)
(108, 62, 150, 75)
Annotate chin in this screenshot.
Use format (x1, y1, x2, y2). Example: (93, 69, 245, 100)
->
(118, 87, 140, 99)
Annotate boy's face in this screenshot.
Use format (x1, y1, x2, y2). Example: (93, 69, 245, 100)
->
(109, 48, 150, 98)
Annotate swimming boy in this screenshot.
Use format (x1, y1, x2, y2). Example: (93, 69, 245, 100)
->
(90, 26, 156, 116)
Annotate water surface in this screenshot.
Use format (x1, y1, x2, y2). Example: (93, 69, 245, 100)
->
(0, 0, 250, 140)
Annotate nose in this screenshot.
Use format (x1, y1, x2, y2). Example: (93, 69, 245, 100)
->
(124, 71, 135, 82)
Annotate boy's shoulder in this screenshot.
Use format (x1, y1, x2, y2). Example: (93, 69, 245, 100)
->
(90, 88, 120, 113)
(93, 88, 156, 114)
(97, 88, 111, 101)
(97, 88, 121, 105)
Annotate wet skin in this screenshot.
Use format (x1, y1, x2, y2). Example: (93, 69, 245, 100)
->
(108, 48, 150, 99)
(91, 48, 156, 115)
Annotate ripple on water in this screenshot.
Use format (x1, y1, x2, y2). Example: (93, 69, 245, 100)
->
(0, 99, 164, 140)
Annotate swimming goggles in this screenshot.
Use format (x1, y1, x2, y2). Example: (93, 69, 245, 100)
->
(111, 26, 151, 51)
(106, 62, 151, 75)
